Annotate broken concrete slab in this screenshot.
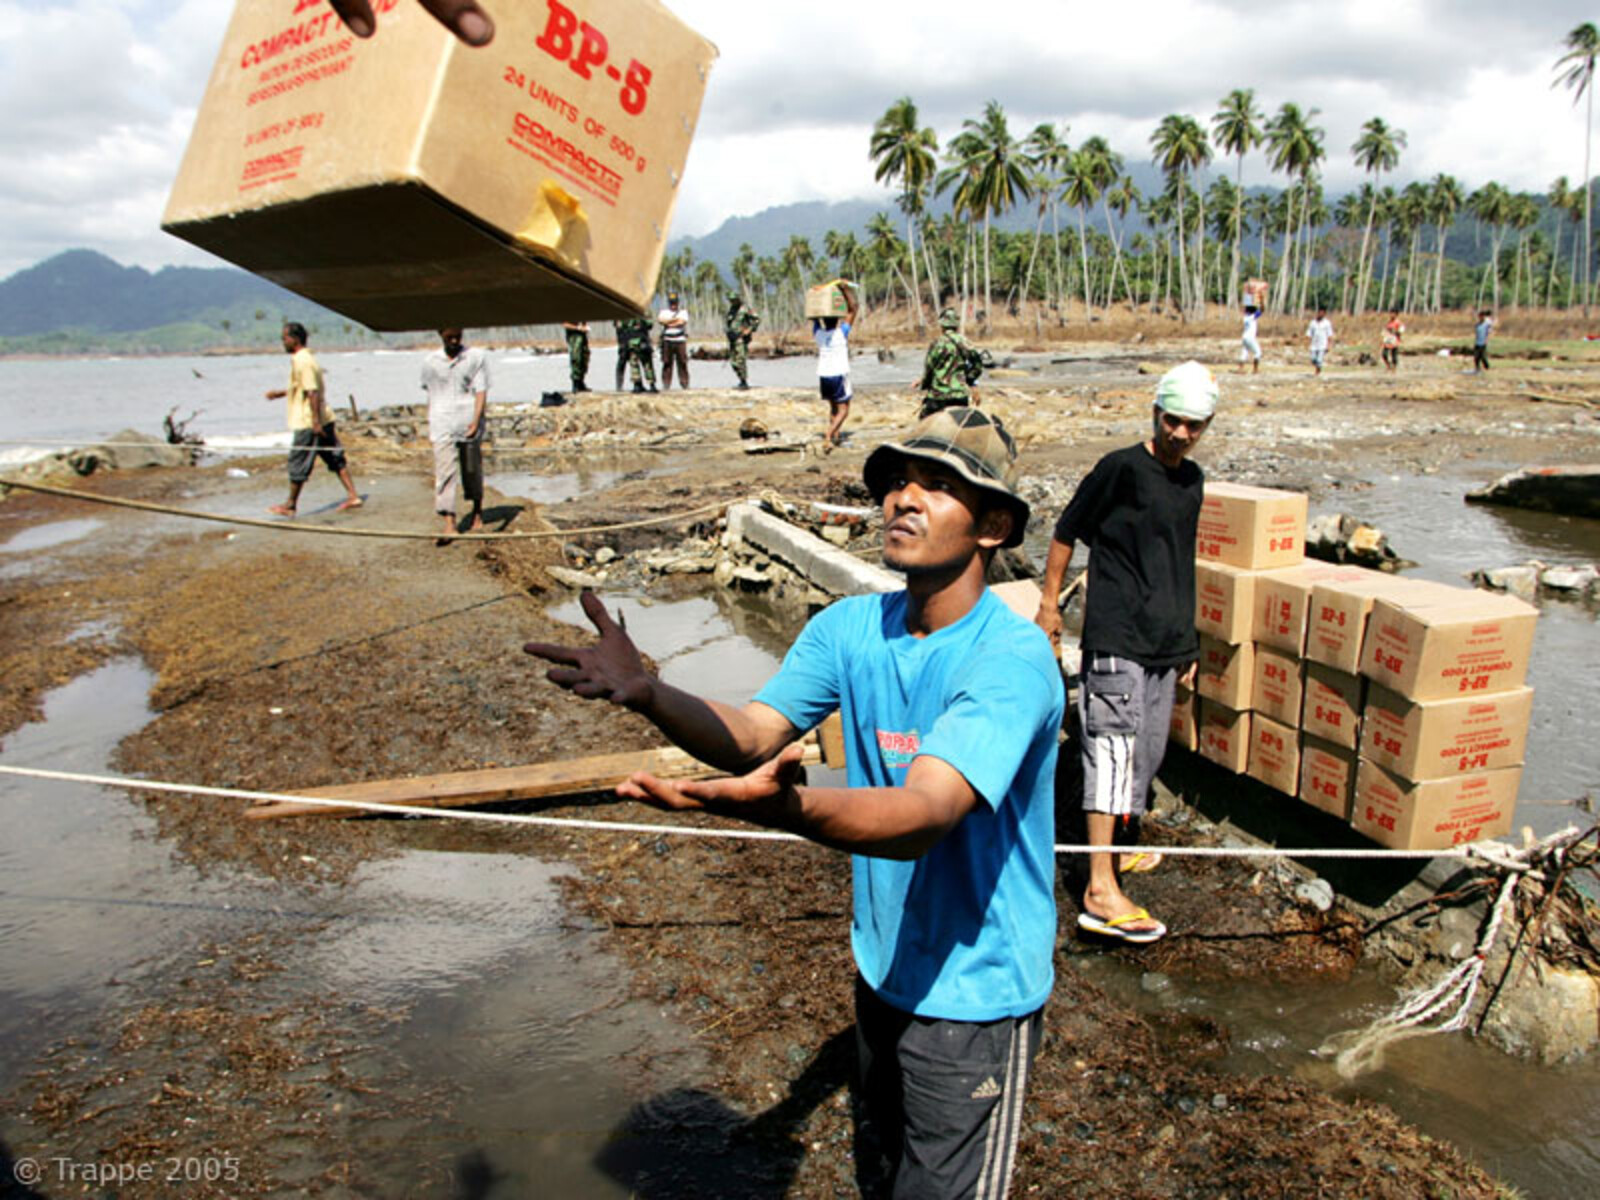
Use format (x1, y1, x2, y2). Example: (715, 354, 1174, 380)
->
(727, 504, 900, 598)
(1465, 464, 1600, 519)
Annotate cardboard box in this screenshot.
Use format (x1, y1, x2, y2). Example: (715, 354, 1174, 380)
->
(1198, 701, 1250, 773)
(1251, 643, 1305, 727)
(1362, 682, 1533, 781)
(1305, 574, 1451, 673)
(804, 281, 853, 319)
(1195, 560, 1259, 643)
(990, 579, 1043, 624)
(1196, 482, 1308, 570)
(1168, 685, 1198, 751)
(1253, 563, 1373, 654)
(1302, 663, 1363, 750)
(1196, 635, 1255, 710)
(1299, 736, 1357, 819)
(1247, 714, 1301, 794)
(163, 0, 717, 330)
(1353, 759, 1520, 850)
(1361, 593, 1539, 703)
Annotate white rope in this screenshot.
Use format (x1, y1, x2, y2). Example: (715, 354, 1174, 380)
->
(0, 763, 1494, 860)
(1323, 870, 1522, 1080)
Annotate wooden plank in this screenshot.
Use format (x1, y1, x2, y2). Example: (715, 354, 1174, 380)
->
(244, 738, 823, 820)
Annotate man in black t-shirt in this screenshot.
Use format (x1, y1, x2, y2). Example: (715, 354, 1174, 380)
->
(1035, 361, 1217, 944)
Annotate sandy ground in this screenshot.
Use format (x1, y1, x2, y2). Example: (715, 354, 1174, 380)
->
(3, 331, 1597, 1197)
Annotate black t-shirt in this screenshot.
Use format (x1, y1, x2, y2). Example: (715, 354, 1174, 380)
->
(1053, 443, 1204, 668)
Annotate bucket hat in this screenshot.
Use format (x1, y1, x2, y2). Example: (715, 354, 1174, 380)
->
(864, 407, 1029, 548)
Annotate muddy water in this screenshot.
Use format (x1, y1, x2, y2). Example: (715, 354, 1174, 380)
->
(1077, 953, 1600, 1199)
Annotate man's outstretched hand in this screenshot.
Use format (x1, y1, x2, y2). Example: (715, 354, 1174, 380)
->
(328, 0, 494, 45)
(524, 590, 654, 710)
(619, 743, 807, 828)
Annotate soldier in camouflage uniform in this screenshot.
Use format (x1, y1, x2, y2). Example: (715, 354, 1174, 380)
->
(916, 308, 980, 418)
(563, 321, 591, 392)
(614, 317, 658, 393)
(724, 296, 761, 390)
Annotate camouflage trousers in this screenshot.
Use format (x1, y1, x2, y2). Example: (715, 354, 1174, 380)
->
(728, 335, 749, 385)
(566, 330, 590, 389)
(918, 391, 972, 420)
(616, 342, 656, 390)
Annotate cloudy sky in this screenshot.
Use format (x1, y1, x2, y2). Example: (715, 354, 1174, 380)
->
(1, 0, 1594, 278)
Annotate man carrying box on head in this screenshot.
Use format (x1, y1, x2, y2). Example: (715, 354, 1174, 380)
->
(1035, 361, 1216, 944)
(526, 406, 1062, 1199)
(812, 282, 858, 449)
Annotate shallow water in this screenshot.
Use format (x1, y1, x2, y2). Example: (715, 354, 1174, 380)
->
(0, 517, 103, 553)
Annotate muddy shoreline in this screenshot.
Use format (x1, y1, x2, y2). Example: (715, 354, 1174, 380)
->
(3, 348, 1597, 1196)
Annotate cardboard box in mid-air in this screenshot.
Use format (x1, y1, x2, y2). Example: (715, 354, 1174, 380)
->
(804, 280, 855, 319)
(163, 0, 717, 330)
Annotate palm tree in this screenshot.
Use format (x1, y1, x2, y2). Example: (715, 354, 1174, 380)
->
(1395, 183, 1429, 312)
(1079, 136, 1126, 310)
(1351, 117, 1406, 314)
(1212, 88, 1264, 309)
(1150, 113, 1213, 316)
(1554, 23, 1600, 315)
(940, 101, 1031, 331)
(1427, 174, 1464, 312)
(1024, 122, 1071, 317)
(1264, 103, 1324, 313)
(1104, 175, 1141, 308)
(1059, 148, 1104, 317)
(1334, 186, 1369, 312)
(865, 212, 908, 308)
(870, 97, 939, 329)
(1506, 192, 1540, 310)
(1547, 176, 1573, 306)
(1468, 182, 1513, 309)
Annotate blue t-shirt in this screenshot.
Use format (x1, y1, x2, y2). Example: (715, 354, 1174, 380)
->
(755, 588, 1064, 1021)
(1475, 319, 1492, 346)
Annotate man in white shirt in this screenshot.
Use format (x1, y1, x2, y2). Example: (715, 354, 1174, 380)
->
(1236, 306, 1262, 375)
(657, 292, 690, 389)
(812, 283, 859, 449)
(420, 327, 490, 541)
(1306, 309, 1335, 377)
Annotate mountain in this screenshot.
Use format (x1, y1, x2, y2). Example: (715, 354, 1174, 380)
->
(0, 249, 332, 338)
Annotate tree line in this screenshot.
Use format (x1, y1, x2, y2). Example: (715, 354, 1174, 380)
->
(656, 23, 1600, 336)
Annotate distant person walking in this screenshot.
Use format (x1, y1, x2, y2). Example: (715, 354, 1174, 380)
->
(563, 321, 591, 393)
(1236, 305, 1262, 374)
(421, 327, 489, 541)
(725, 296, 761, 390)
(614, 317, 657, 393)
(1381, 310, 1404, 373)
(1473, 310, 1495, 373)
(1306, 309, 1335, 377)
(813, 283, 858, 449)
(916, 307, 981, 417)
(657, 291, 690, 389)
(264, 322, 361, 518)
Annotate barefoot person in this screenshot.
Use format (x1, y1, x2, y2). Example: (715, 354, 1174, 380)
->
(1306, 308, 1335, 377)
(421, 327, 490, 539)
(527, 407, 1063, 1198)
(264, 322, 361, 517)
(1035, 361, 1216, 945)
(1381, 309, 1404, 373)
(1236, 304, 1262, 374)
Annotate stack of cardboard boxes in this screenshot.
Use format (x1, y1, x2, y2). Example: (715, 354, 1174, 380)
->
(1171, 482, 1539, 851)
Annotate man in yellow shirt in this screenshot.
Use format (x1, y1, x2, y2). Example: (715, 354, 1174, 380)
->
(264, 322, 362, 516)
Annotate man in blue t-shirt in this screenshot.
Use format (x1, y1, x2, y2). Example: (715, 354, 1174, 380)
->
(526, 407, 1063, 1198)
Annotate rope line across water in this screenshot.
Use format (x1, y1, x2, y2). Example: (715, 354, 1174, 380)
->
(0, 479, 729, 541)
(0, 763, 1491, 860)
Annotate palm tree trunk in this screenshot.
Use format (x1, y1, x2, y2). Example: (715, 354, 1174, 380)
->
(1020, 203, 1047, 325)
(1586, 83, 1594, 317)
(1355, 192, 1377, 314)
(1548, 220, 1562, 308)
(904, 210, 925, 333)
(1228, 153, 1244, 309)
(982, 212, 993, 333)
(1077, 207, 1092, 319)
(1194, 185, 1208, 318)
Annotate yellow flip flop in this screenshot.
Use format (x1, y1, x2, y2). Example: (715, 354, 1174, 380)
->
(1120, 851, 1163, 874)
(1077, 908, 1167, 944)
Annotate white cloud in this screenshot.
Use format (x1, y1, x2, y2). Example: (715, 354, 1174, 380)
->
(0, 0, 1594, 274)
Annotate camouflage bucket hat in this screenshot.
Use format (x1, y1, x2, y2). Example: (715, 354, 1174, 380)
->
(938, 307, 961, 331)
(863, 407, 1029, 548)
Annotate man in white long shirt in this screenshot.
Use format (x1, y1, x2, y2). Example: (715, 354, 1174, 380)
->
(420, 327, 490, 540)
(1306, 309, 1335, 377)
